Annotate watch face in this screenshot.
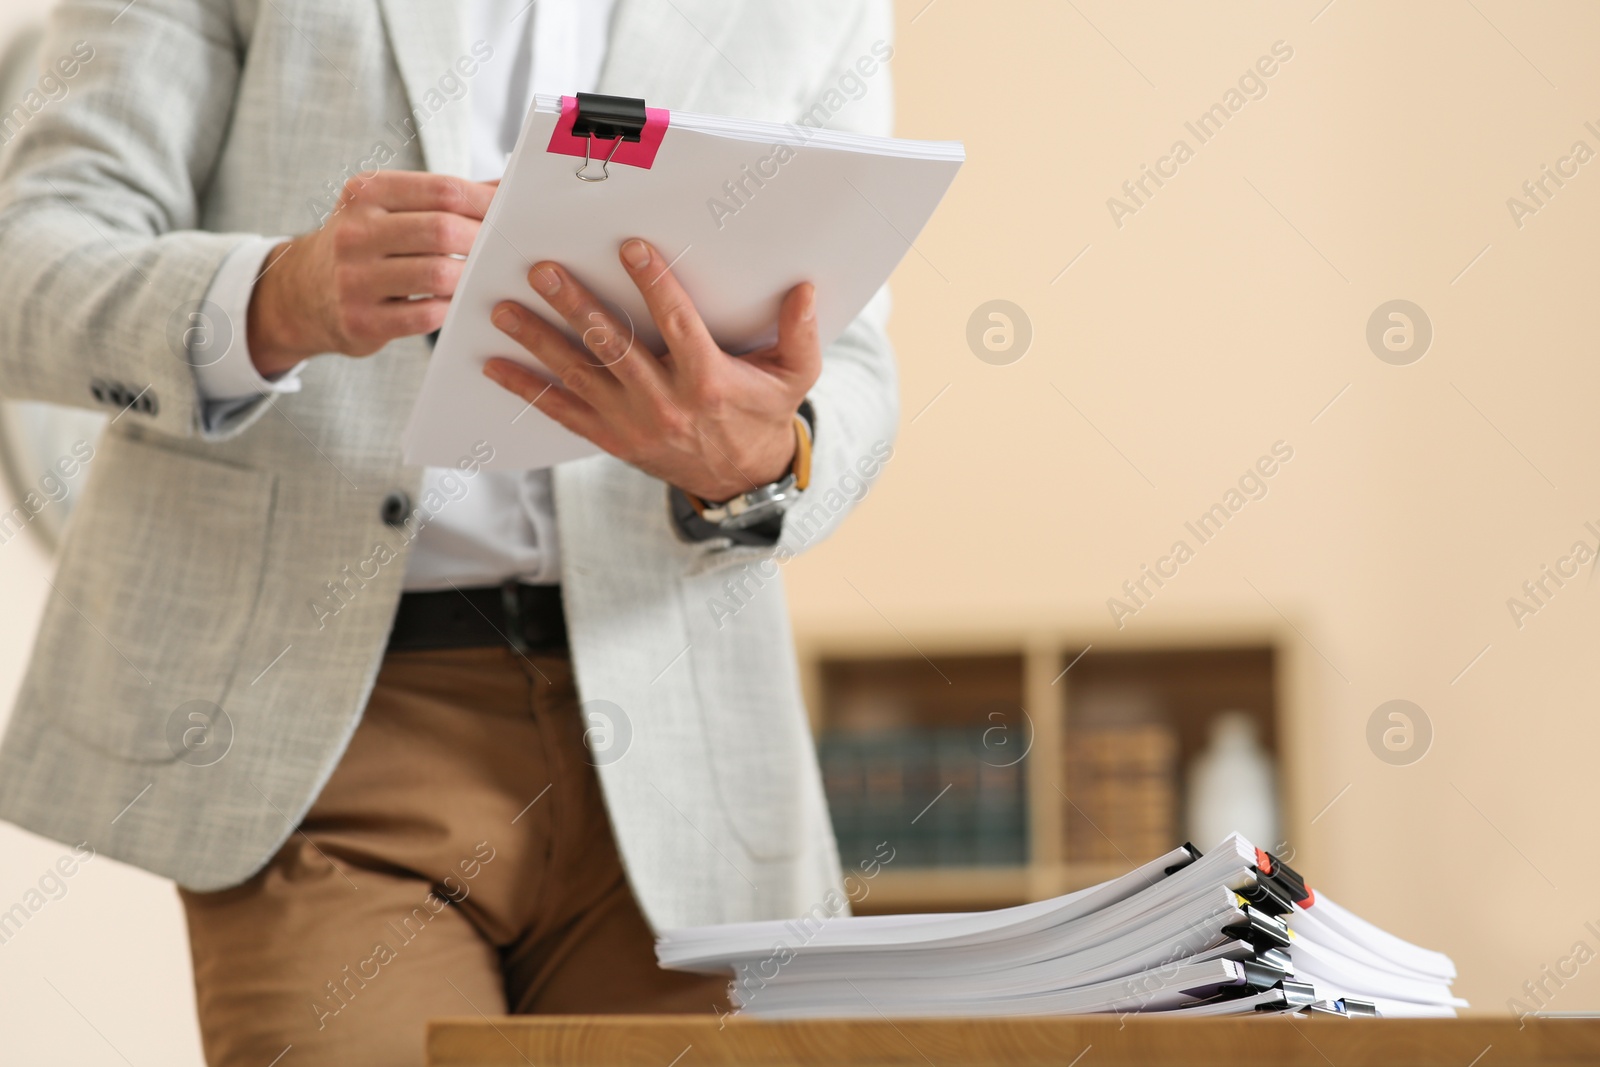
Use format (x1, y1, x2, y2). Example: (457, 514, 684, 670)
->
(0, 400, 106, 554)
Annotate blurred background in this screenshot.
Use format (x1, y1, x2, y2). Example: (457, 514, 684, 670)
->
(1, 0, 1598, 1061)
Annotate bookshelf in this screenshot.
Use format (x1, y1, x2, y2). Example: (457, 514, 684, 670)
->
(796, 625, 1282, 915)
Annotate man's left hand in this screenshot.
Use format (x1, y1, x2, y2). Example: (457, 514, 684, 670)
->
(483, 238, 820, 503)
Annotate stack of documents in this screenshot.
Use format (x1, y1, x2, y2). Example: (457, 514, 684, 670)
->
(656, 835, 1462, 1018)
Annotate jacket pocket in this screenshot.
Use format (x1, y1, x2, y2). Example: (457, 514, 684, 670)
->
(37, 434, 274, 762)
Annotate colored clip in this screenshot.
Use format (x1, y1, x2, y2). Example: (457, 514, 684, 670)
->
(1255, 847, 1316, 908)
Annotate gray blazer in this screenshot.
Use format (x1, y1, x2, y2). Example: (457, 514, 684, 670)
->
(0, 0, 899, 931)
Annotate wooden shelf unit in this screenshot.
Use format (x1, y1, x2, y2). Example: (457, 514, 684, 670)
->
(795, 624, 1283, 915)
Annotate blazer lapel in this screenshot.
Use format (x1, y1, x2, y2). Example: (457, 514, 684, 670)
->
(596, 0, 742, 108)
(375, 0, 472, 176)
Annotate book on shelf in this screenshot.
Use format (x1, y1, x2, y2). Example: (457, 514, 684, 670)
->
(1063, 721, 1178, 865)
(817, 729, 1027, 871)
(656, 834, 1462, 1019)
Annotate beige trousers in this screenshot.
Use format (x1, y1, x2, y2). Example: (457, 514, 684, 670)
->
(180, 645, 728, 1067)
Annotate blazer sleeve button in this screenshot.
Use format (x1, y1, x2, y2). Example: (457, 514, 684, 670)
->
(380, 490, 411, 527)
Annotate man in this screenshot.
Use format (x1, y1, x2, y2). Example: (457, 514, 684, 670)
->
(0, 1, 898, 1063)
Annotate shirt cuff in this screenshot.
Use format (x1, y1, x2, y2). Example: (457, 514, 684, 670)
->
(191, 235, 304, 403)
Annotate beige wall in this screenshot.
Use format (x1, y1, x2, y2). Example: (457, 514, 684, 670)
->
(787, 0, 1600, 1017)
(0, 1, 1595, 1059)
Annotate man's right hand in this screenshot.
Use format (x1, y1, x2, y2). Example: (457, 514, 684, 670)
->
(246, 171, 498, 377)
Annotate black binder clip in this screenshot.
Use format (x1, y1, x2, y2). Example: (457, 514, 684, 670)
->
(571, 92, 648, 183)
(1222, 905, 1292, 952)
(1163, 842, 1203, 876)
(1239, 874, 1295, 917)
(1254, 847, 1315, 909)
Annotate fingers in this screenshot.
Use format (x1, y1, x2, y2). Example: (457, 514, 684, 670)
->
(482, 357, 609, 445)
(365, 211, 481, 257)
(347, 297, 450, 346)
(491, 300, 617, 404)
(617, 239, 718, 371)
(314, 171, 497, 359)
(522, 263, 657, 386)
(341, 170, 498, 219)
(357, 255, 468, 300)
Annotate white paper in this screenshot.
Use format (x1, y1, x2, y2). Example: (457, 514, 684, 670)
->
(402, 96, 964, 470)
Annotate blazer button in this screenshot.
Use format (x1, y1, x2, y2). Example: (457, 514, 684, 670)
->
(380, 490, 411, 527)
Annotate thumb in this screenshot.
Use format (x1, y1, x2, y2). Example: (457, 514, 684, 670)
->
(757, 282, 821, 387)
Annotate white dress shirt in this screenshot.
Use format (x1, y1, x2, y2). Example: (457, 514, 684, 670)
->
(192, 0, 616, 591)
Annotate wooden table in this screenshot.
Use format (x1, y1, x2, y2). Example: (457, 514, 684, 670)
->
(426, 1016, 1600, 1067)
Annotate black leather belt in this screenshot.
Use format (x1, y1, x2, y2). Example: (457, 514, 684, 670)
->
(386, 582, 567, 654)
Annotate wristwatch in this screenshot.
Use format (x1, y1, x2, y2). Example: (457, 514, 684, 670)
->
(670, 402, 813, 544)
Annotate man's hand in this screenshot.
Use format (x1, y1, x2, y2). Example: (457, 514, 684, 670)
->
(482, 239, 821, 503)
(247, 171, 498, 376)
